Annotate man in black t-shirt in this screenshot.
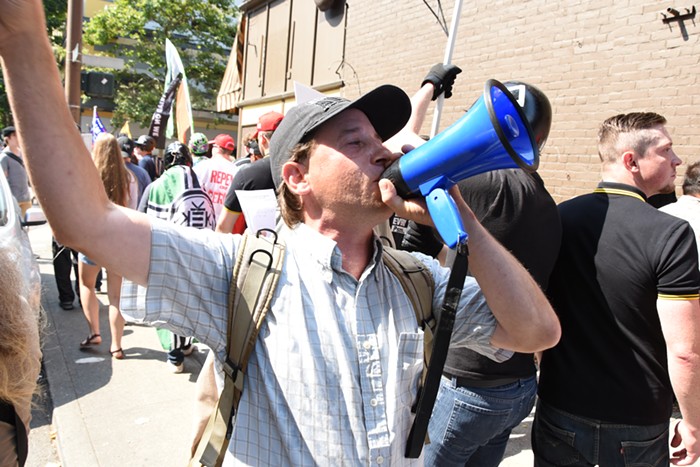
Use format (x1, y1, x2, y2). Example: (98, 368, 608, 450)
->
(411, 82, 561, 467)
(534, 112, 700, 466)
(215, 111, 283, 234)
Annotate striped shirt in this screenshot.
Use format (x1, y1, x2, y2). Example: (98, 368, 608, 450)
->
(121, 220, 510, 466)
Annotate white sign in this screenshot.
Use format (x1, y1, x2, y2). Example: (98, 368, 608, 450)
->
(235, 189, 278, 234)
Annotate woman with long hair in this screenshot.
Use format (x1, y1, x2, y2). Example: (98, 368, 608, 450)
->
(0, 246, 42, 466)
(78, 133, 136, 359)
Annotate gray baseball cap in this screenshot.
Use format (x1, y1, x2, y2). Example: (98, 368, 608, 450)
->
(2, 126, 16, 139)
(269, 84, 411, 187)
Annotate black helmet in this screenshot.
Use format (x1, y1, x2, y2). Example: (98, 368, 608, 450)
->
(135, 135, 156, 152)
(117, 135, 134, 158)
(503, 81, 552, 152)
(164, 141, 192, 169)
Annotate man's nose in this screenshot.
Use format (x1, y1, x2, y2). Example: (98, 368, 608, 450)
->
(372, 141, 395, 167)
(671, 151, 682, 166)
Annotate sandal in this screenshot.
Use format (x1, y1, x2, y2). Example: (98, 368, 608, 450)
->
(79, 333, 101, 348)
(110, 348, 125, 360)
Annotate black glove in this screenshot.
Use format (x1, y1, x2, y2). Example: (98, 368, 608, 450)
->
(421, 63, 462, 100)
(401, 221, 444, 258)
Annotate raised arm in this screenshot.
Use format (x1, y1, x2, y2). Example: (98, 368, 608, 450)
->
(659, 298, 700, 465)
(0, 1, 151, 285)
(384, 63, 462, 153)
(380, 181, 560, 353)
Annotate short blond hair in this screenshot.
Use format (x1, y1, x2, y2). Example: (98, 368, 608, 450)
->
(597, 112, 667, 163)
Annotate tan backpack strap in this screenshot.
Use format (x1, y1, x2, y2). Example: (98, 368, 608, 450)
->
(374, 219, 396, 248)
(192, 230, 285, 467)
(381, 247, 436, 367)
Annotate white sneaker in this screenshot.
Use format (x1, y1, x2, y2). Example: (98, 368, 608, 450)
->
(169, 361, 184, 374)
(182, 344, 197, 357)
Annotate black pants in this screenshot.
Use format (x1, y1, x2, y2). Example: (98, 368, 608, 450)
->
(52, 237, 102, 303)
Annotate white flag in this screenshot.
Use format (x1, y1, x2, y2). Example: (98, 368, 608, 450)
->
(164, 39, 194, 143)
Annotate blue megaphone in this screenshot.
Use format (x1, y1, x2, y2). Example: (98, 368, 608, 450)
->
(381, 79, 539, 248)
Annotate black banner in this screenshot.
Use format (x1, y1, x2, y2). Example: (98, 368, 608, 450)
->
(148, 73, 182, 150)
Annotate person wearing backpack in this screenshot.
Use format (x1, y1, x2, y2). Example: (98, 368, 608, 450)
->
(138, 141, 216, 372)
(0, 6, 560, 463)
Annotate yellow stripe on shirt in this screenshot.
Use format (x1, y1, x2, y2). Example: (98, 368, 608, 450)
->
(658, 293, 700, 301)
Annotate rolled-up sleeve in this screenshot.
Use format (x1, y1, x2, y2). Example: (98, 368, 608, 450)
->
(415, 252, 514, 362)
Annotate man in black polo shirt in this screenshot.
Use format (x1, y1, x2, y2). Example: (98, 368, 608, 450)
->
(534, 112, 700, 466)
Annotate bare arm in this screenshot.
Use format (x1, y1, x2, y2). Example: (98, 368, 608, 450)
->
(383, 84, 434, 154)
(658, 298, 700, 465)
(0, 2, 150, 285)
(215, 208, 241, 234)
(407, 83, 435, 135)
(457, 197, 560, 352)
(380, 181, 560, 353)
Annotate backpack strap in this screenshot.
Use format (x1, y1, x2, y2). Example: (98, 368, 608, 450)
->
(192, 230, 285, 467)
(381, 247, 436, 376)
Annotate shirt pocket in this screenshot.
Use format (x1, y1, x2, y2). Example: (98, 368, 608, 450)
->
(394, 331, 424, 407)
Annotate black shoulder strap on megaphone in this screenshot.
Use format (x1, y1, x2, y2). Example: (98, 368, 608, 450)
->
(405, 243, 468, 459)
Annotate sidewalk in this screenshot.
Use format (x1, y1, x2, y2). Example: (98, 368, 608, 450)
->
(29, 223, 207, 466)
(26, 221, 534, 466)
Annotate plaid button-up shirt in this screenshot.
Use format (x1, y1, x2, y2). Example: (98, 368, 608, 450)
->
(122, 220, 509, 466)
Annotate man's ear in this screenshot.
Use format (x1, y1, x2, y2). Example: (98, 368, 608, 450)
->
(282, 162, 310, 194)
(622, 151, 639, 172)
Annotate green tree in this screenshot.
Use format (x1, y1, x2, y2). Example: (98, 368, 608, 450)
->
(83, 0, 238, 129)
(0, 1, 67, 127)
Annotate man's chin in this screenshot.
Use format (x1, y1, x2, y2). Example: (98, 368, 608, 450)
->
(658, 183, 676, 195)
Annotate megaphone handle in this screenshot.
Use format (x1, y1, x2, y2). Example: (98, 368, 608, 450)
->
(425, 187, 468, 248)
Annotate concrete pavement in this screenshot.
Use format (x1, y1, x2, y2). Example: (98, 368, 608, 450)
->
(26, 221, 534, 466)
(28, 223, 207, 466)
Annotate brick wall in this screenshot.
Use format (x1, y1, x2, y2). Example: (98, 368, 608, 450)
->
(340, 0, 700, 202)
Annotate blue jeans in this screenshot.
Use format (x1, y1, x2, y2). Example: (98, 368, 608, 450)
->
(424, 374, 537, 466)
(532, 399, 669, 467)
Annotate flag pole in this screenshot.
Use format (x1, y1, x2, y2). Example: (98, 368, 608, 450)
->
(430, 0, 464, 138)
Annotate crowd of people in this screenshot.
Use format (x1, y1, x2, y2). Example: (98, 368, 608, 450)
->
(1, 1, 699, 466)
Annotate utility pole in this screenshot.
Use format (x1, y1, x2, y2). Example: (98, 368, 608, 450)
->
(65, 0, 83, 127)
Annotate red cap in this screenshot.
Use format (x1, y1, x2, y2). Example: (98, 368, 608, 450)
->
(209, 134, 235, 152)
(252, 111, 284, 138)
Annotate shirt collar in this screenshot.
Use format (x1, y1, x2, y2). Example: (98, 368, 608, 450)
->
(285, 223, 385, 283)
(594, 181, 647, 202)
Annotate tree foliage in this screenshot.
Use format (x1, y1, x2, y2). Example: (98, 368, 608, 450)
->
(0, 1, 67, 127)
(83, 0, 238, 128)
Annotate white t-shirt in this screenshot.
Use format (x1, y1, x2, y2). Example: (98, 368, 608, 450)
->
(660, 194, 700, 269)
(193, 157, 239, 218)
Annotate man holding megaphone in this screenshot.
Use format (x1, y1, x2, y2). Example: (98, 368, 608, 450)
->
(0, 2, 560, 462)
